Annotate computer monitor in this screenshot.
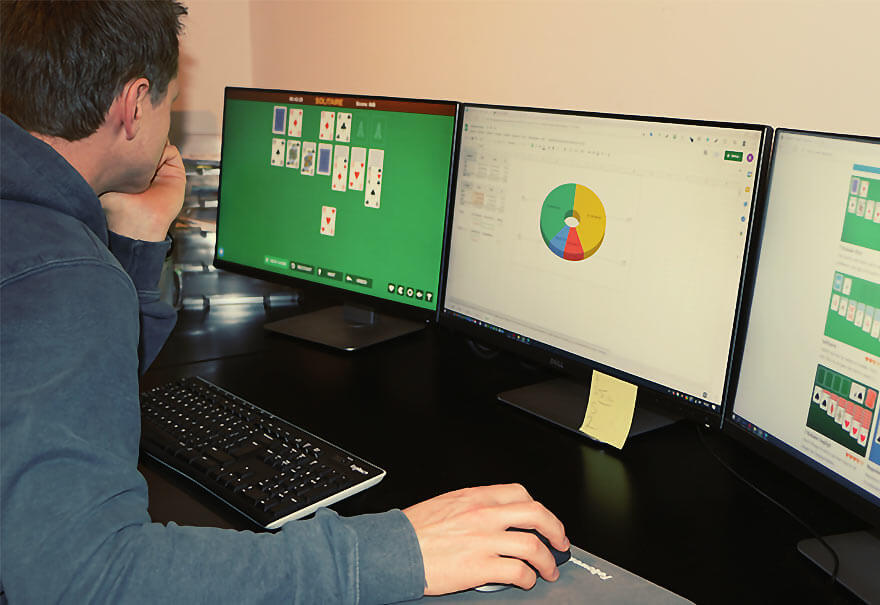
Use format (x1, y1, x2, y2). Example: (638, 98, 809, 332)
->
(726, 129, 880, 601)
(214, 88, 458, 350)
(441, 104, 771, 432)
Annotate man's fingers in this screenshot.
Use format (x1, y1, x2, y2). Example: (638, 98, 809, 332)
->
(469, 500, 568, 551)
(493, 530, 561, 582)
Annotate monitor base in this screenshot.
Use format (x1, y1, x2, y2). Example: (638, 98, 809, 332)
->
(498, 377, 679, 440)
(798, 529, 880, 603)
(264, 304, 425, 351)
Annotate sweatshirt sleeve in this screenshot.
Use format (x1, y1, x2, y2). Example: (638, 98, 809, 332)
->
(0, 260, 426, 604)
(107, 231, 177, 373)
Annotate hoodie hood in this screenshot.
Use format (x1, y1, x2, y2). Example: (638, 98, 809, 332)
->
(0, 113, 108, 245)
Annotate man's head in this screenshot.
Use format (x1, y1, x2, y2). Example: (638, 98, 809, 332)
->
(0, 0, 187, 142)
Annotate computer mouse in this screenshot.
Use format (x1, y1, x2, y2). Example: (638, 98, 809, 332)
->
(474, 527, 571, 592)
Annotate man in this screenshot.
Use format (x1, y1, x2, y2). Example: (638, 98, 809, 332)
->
(0, 1, 568, 602)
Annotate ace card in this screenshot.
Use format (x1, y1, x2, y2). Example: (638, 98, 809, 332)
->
(270, 138, 286, 167)
(336, 112, 352, 142)
(365, 148, 384, 208)
(348, 147, 366, 190)
(319, 111, 336, 141)
(320, 205, 336, 236)
(332, 145, 350, 192)
(288, 107, 303, 138)
(301, 142, 316, 176)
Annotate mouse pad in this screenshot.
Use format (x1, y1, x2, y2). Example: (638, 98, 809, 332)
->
(416, 545, 694, 604)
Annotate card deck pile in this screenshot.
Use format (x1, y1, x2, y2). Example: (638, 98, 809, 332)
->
(272, 106, 287, 134)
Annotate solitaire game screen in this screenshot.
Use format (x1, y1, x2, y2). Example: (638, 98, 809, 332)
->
(216, 88, 457, 310)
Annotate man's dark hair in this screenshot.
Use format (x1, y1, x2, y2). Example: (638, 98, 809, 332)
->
(0, 0, 187, 141)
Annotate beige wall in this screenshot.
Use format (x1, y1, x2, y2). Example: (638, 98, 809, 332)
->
(174, 0, 880, 157)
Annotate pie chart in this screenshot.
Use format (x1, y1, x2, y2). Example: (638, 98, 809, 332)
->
(540, 183, 606, 261)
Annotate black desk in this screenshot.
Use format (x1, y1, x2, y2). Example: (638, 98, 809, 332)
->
(142, 304, 866, 604)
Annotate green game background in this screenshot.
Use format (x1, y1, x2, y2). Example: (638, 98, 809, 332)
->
(825, 272, 880, 357)
(841, 175, 880, 252)
(806, 365, 872, 458)
(216, 99, 455, 310)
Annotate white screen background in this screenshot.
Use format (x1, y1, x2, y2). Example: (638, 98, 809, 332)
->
(445, 108, 762, 406)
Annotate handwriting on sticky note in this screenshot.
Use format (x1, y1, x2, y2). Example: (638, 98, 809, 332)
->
(578, 370, 638, 449)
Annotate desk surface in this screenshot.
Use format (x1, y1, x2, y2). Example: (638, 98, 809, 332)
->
(142, 302, 866, 604)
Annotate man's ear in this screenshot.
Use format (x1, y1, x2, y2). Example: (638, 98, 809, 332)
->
(118, 77, 151, 140)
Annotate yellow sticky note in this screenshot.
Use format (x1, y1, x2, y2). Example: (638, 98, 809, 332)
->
(578, 370, 638, 449)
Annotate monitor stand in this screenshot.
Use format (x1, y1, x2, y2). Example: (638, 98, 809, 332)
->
(264, 303, 425, 351)
(498, 377, 679, 440)
(798, 529, 880, 602)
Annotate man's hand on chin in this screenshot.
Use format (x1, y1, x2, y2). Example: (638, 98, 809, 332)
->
(100, 143, 186, 242)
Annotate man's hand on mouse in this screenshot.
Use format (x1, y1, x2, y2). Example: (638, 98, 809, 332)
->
(402, 483, 569, 596)
(100, 142, 186, 242)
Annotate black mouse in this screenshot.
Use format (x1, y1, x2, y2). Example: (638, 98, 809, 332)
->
(474, 527, 571, 592)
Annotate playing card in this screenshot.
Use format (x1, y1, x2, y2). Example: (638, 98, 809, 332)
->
(866, 200, 875, 221)
(317, 143, 333, 176)
(336, 112, 352, 142)
(288, 108, 303, 137)
(270, 138, 286, 167)
(348, 147, 366, 190)
(286, 140, 301, 169)
(320, 205, 336, 236)
(272, 106, 287, 134)
(301, 142, 316, 176)
(812, 386, 824, 406)
(838, 296, 848, 317)
(319, 111, 335, 141)
(848, 196, 858, 213)
(851, 419, 861, 439)
(332, 145, 349, 192)
(850, 381, 866, 404)
(830, 293, 841, 312)
(365, 148, 384, 208)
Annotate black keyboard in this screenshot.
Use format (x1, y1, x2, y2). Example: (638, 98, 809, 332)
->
(139, 376, 385, 529)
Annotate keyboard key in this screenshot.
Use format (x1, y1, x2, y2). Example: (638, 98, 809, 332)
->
(139, 376, 385, 529)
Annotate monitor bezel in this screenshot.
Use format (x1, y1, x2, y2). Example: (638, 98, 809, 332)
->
(724, 127, 880, 528)
(213, 86, 460, 324)
(439, 102, 773, 428)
